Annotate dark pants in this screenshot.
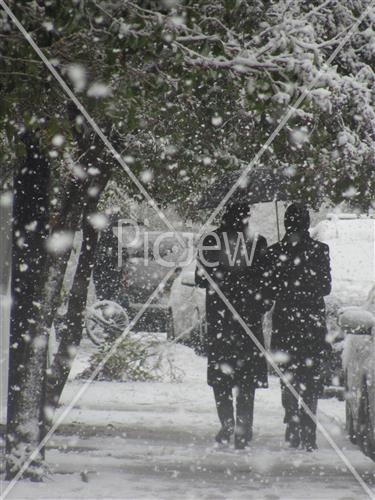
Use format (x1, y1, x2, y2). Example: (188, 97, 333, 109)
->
(281, 369, 319, 446)
(213, 382, 255, 438)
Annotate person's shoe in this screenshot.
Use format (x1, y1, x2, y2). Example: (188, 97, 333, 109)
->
(215, 427, 233, 444)
(234, 434, 250, 450)
(234, 427, 252, 449)
(301, 425, 317, 452)
(301, 433, 318, 452)
(304, 441, 318, 452)
(286, 422, 300, 448)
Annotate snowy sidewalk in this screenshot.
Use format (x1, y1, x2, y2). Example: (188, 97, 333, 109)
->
(2, 344, 375, 500)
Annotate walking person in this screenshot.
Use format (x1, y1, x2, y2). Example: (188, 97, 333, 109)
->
(262, 203, 331, 451)
(195, 204, 268, 449)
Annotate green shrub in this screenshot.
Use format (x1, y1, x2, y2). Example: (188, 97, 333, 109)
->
(81, 334, 161, 382)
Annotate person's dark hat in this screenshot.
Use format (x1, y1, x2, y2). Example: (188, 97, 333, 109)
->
(284, 203, 310, 234)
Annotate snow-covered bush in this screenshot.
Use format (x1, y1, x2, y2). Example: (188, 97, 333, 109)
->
(80, 333, 184, 383)
(80, 334, 160, 382)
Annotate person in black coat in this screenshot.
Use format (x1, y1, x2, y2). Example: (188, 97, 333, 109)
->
(195, 204, 268, 449)
(262, 203, 331, 451)
(93, 219, 128, 309)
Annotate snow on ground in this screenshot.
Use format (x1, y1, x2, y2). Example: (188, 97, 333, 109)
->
(2, 340, 375, 500)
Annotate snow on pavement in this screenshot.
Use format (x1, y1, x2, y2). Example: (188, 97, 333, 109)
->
(2, 342, 375, 500)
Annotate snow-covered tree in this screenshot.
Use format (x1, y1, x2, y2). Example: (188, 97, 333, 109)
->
(2, 1, 375, 210)
(1, 0, 375, 480)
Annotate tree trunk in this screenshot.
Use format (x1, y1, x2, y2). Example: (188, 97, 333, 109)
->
(45, 212, 98, 406)
(30, 104, 94, 383)
(6, 140, 50, 480)
(45, 167, 111, 415)
(44, 101, 112, 421)
(32, 175, 90, 377)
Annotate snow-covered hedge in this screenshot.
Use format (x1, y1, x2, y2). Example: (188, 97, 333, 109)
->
(80, 333, 185, 383)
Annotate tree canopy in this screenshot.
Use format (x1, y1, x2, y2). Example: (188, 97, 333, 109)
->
(1, 0, 375, 213)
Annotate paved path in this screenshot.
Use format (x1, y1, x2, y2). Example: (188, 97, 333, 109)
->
(2, 368, 375, 500)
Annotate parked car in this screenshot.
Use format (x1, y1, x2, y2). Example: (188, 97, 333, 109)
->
(339, 289, 375, 460)
(119, 226, 197, 335)
(311, 213, 375, 297)
(312, 214, 375, 397)
(168, 259, 206, 354)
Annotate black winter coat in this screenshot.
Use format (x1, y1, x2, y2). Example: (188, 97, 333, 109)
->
(195, 225, 268, 388)
(262, 233, 331, 368)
